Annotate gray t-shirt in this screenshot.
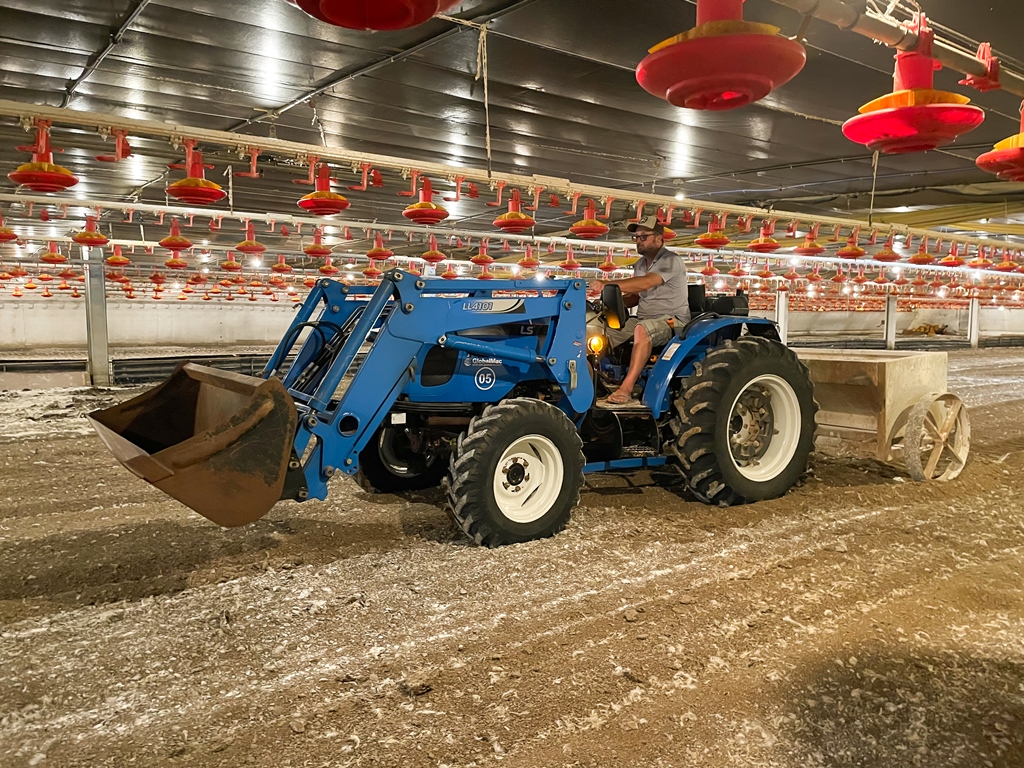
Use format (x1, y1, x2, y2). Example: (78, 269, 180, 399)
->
(633, 247, 690, 327)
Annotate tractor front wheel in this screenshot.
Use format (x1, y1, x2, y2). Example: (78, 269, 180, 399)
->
(447, 398, 585, 547)
(672, 337, 817, 505)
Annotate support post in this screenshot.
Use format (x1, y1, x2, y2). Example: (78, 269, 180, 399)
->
(884, 294, 898, 350)
(776, 288, 790, 345)
(82, 246, 111, 385)
(968, 297, 981, 349)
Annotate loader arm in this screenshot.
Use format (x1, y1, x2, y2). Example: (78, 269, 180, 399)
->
(282, 271, 594, 502)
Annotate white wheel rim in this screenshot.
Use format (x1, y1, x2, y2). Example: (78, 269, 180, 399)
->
(492, 434, 563, 524)
(727, 374, 802, 483)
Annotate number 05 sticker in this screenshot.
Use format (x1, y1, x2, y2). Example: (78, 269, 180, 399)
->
(474, 367, 496, 390)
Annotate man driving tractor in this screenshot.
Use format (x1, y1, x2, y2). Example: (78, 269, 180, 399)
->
(588, 215, 690, 405)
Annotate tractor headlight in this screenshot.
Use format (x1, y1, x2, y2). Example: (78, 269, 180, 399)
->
(587, 334, 607, 356)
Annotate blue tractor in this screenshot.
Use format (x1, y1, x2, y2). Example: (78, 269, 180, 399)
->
(90, 270, 817, 547)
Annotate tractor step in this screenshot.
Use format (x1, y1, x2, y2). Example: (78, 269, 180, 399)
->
(622, 444, 660, 458)
(594, 399, 650, 411)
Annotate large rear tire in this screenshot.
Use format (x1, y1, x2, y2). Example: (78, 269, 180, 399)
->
(356, 424, 448, 493)
(672, 337, 817, 505)
(447, 398, 585, 547)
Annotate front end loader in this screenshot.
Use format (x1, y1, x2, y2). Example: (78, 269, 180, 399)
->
(90, 270, 817, 546)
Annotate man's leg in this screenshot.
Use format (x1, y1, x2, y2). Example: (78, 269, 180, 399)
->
(607, 324, 652, 404)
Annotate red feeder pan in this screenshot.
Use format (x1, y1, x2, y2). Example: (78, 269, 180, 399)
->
(304, 227, 333, 258)
(40, 241, 67, 265)
(319, 257, 340, 276)
(560, 247, 582, 271)
(271, 255, 293, 274)
(636, 0, 805, 111)
(366, 232, 394, 263)
(72, 216, 109, 247)
(421, 235, 447, 268)
(106, 245, 131, 268)
(295, 0, 460, 30)
(166, 141, 226, 205)
(748, 236, 781, 254)
(403, 178, 449, 226)
(569, 200, 610, 240)
(165, 255, 189, 270)
(298, 165, 350, 216)
(0, 213, 16, 244)
(236, 221, 267, 255)
(220, 252, 243, 272)
(695, 214, 730, 248)
(517, 245, 541, 271)
(471, 244, 495, 270)
(7, 120, 79, 193)
(494, 189, 536, 234)
(977, 104, 1024, 182)
(842, 16, 984, 153)
(160, 218, 193, 252)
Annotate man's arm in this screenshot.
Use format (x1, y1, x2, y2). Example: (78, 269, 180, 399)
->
(588, 272, 664, 296)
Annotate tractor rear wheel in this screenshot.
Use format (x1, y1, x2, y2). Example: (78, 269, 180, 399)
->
(672, 337, 817, 505)
(356, 424, 447, 493)
(447, 398, 585, 547)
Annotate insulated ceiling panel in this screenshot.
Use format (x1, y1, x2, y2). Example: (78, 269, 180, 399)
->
(0, 0, 1021, 229)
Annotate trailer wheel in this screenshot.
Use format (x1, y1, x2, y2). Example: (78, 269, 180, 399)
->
(672, 337, 817, 505)
(447, 398, 585, 547)
(356, 425, 447, 493)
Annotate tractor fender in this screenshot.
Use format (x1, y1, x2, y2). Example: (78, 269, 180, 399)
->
(642, 315, 779, 418)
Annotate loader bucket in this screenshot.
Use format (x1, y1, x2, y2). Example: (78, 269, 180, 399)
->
(88, 363, 299, 527)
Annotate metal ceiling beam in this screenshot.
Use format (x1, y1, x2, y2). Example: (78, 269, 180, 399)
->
(60, 0, 153, 109)
(227, 0, 541, 134)
(769, 0, 1024, 99)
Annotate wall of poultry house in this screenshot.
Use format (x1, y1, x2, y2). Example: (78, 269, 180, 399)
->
(1, 298, 1022, 352)
(0, 300, 295, 350)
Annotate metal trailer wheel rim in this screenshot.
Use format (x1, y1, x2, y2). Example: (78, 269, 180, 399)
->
(904, 393, 971, 482)
(492, 434, 564, 523)
(727, 373, 802, 483)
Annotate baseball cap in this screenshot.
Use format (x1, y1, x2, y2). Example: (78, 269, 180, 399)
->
(626, 215, 665, 235)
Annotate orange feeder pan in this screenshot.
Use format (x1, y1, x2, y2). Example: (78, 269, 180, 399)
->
(494, 189, 536, 234)
(517, 245, 541, 271)
(72, 216, 109, 247)
(569, 200, 610, 239)
(842, 18, 984, 153)
(403, 177, 449, 225)
(977, 106, 1024, 182)
(298, 164, 350, 216)
(303, 0, 460, 30)
(636, 0, 805, 111)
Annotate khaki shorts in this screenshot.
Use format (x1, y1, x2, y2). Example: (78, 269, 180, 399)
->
(605, 316, 677, 349)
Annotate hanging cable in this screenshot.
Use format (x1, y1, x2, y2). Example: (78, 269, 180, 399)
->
(868, 150, 880, 227)
(477, 24, 493, 178)
(437, 14, 493, 177)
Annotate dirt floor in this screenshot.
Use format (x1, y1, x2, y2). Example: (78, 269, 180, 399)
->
(2, 349, 1024, 768)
